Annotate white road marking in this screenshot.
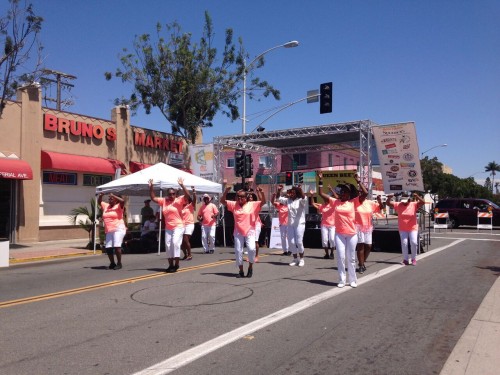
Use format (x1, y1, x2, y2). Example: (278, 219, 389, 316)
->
(132, 239, 465, 375)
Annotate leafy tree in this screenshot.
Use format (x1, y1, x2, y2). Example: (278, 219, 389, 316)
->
(105, 11, 279, 144)
(0, 0, 43, 117)
(68, 198, 102, 249)
(484, 161, 500, 193)
(420, 156, 494, 200)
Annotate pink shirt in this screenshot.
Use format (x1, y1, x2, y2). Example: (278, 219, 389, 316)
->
(393, 201, 420, 231)
(355, 200, 381, 231)
(329, 196, 361, 235)
(319, 203, 335, 227)
(182, 203, 195, 226)
(197, 202, 219, 226)
(273, 202, 288, 225)
(100, 202, 126, 234)
(226, 201, 261, 236)
(157, 196, 187, 230)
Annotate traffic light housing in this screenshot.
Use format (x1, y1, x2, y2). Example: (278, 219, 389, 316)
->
(285, 171, 293, 185)
(296, 172, 304, 184)
(235, 150, 245, 177)
(320, 82, 332, 114)
(244, 153, 253, 178)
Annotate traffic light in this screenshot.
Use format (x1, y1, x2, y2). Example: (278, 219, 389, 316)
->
(296, 172, 304, 184)
(320, 82, 332, 114)
(244, 153, 253, 178)
(235, 150, 245, 177)
(285, 171, 293, 185)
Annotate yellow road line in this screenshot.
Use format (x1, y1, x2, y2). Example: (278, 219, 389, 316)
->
(0, 259, 235, 309)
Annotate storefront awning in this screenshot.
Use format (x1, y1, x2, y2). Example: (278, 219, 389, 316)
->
(0, 158, 33, 180)
(41, 151, 126, 175)
(129, 161, 152, 173)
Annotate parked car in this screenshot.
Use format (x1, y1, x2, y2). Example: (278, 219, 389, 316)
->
(433, 198, 500, 228)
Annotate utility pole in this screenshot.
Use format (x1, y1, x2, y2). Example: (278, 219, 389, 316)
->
(41, 69, 77, 110)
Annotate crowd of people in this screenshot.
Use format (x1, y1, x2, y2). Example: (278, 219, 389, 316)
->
(98, 172, 424, 285)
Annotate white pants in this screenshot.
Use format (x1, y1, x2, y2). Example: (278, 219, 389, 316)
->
(357, 229, 373, 245)
(105, 230, 126, 249)
(234, 230, 256, 267)
(279, 224, 288, 252)
(321, 225, 335, 248)
(335, 232, 358, 284)
(287, 223, 305, 254)
(201, 225, 216, 252)
(399, 230, 419, 261)
(164, 227, 184, 258)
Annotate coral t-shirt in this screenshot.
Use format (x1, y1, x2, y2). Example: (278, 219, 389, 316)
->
(197, 202, 219, 226)
(226, 201, 261, 236)
(273, 202, 288, 225)
(329, 196, 361, 235)
(182, 203, 195, 226)
(101, 202, 126, 234)
(319, 202, 335, 227)
(157, 196, 187, 230)
(355, 200, 381, 231)
(393, 201, 420, 231)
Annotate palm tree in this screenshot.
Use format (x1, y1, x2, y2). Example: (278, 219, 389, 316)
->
(68, 198, 101, 249)
(485, 161, 500, 193)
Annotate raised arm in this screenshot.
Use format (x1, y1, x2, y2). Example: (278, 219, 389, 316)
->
(256, 185, 266, 207)
(376, 195, 384, 211)
(355, 174, 368, 202)
(178, 177, 191, 202)
(191, 186, 196, 205)
(148, 179, 159, 203)
(308, 189, 320, 209)
(272, 184, 284, 204)
(317, 171, 331, 202)
(386, 194, 395, 208)
(413, 192, 425, 207)
(220, 183, 232, 206)
(97, 193, 104, 206)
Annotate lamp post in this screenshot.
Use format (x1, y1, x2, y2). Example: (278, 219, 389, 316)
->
(242, 40, 299, 134)
(421, 143, 447, 158)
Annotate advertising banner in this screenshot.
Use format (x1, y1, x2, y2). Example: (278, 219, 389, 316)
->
(189, 144, 214, 181)
(313, 170, 358, 191)
(372, 122, 424, 193)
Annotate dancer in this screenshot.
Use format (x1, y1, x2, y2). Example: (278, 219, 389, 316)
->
(386, 192, 425, 266)
(197, 193, 219, 254)
(317, 171, 366, 288)
(272, 184, 307, 267)
(97, 193, 126, 270)
(308, 188, 336, 259)
(355, 192, 384, 273)
(149, 177, 192, 273)
(181, 186, 196, 260)
(272, 191, 289, 256)
(221, 182, 266, 278)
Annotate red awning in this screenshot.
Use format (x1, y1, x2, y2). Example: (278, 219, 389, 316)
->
(41, 151, 126, 175)
(0, 158, 33, 180)
(129, 161, 152, 173)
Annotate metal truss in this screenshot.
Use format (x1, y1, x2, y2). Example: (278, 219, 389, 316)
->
(213, 120, 377, 196)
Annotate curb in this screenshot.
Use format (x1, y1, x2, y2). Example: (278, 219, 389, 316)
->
(9, 250, 103, 264)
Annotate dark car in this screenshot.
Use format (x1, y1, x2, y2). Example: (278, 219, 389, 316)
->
(433, 198, 500, 228)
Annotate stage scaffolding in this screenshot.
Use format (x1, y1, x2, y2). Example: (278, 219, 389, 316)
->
(213, 120, 377, 198)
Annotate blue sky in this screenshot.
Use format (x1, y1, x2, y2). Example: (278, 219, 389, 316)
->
(4, 0, 499, 183)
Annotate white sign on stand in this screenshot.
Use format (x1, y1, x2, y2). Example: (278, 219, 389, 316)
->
(268, 218, 283, 249)
(0, 241, 9, 267)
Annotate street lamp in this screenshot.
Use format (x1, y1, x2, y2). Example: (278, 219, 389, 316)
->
(242, 40, 299, 134)
(421, 143, 447, 158)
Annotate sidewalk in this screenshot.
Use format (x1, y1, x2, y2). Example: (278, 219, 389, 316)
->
(2, 238, 499, 374)
(7, 238, 102, 264)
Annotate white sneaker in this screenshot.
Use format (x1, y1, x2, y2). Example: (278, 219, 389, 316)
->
(289, 259, 299, 266)
(298, 259, 305, 267)
(337, 282, 345, 288)
(350, 282, 357, 288)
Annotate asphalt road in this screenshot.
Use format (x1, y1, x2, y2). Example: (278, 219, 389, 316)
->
(0, 229, 498, 375)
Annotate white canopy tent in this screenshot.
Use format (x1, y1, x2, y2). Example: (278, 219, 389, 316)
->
(96, 162, 222, 195)
(94, 163, 223, 255)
